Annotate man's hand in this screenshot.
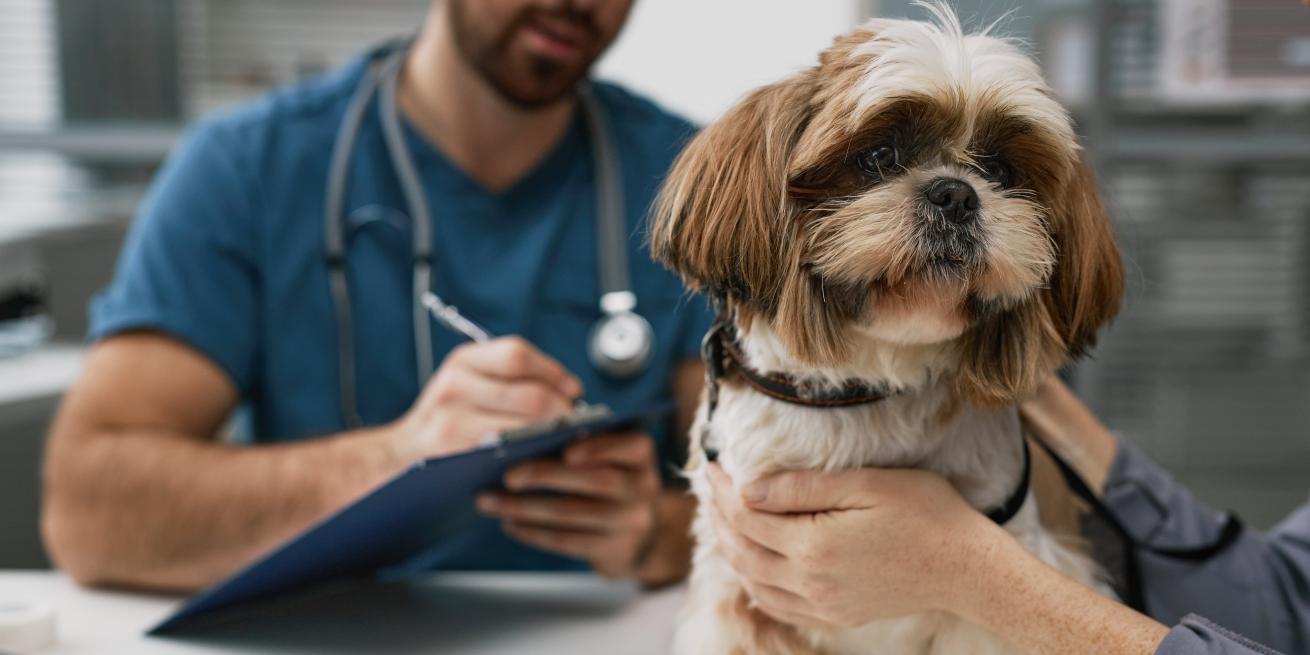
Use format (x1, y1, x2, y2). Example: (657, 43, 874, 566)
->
(384, 336, 583, 463)
(475, 432, 663, 579)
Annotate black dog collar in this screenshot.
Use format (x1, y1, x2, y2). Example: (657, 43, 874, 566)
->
(704, 320, 895, 411)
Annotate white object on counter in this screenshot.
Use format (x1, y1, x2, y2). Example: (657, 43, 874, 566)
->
(0, 599, 56, 653)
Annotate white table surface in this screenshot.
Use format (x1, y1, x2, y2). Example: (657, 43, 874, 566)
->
(0, 571, 684, 655)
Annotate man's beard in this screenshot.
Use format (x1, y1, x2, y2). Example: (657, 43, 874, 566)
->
(448, 1, 604, 109)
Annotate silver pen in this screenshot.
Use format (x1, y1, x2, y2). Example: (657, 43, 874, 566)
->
(420, 291, 597, 425)
(420, 291, 494, 343)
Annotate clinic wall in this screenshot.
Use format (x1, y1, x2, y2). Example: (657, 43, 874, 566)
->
(595, 0, 869, 125)
(178, 0, 873, 126)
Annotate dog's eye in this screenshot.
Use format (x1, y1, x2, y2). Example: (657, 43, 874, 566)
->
(856, 145, 898, 180)
(979, 156, 1013, 188)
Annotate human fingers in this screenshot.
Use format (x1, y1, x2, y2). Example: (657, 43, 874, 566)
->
(706, 464, 795, 554)
(427, 371, 573, 421)
(501, 521, 611, 562)
(708, 499, 797, 593)
(741, 467, 885, 514)
(475, 493, 623, 532)
(447, 337, 582, 397)
(504, 459, 641, 501)
(410, 410, 526, 457)
(741, 580, 832, 630)
(563, 432, 659, 476)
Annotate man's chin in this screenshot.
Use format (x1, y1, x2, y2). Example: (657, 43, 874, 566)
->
(486, 68, 587, 109)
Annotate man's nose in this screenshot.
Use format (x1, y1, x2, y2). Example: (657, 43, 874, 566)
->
(924, 177, 979, 224)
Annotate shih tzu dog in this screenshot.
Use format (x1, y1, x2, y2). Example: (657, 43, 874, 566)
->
(650, 3, 1124, 654)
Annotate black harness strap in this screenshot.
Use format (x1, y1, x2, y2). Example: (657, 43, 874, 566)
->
(1030, 435, 1244, 613)
(985, 438, 1031, 525)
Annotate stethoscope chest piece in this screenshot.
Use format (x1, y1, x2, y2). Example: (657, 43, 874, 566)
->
(589, 291, 653, 379)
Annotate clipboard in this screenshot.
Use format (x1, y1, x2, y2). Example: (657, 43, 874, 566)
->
(149, 401, 674, 635)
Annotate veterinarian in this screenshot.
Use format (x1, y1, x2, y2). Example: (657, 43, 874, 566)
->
(709, 378, 1305, 655)
(42, 0, 711, 591)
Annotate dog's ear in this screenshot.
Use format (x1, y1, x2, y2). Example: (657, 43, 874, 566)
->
(1044, 156, 1125, 357)
(957, 155, 1124, 406)
(648, 72, 817, 311)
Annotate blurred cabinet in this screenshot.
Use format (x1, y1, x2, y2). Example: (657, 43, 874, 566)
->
(0, 346, 85, 569)
(0, 395, 58, 569)
(0, 213, 128, 569)
(55, 0, 181, 123)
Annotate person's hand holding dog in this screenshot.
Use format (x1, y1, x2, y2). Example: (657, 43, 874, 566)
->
(705, 463, 999, 628)
(707, 463, 1170, 654)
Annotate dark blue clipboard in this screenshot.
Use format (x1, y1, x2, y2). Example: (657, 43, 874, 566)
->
(148, 402, 674, 636)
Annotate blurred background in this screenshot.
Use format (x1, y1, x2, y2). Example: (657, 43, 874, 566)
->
(1, 0, 1307, 571)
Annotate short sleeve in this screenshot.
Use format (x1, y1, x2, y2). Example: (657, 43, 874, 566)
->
(89, 120, 261, 394)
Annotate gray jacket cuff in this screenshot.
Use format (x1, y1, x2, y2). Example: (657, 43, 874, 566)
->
(1102, 440, 1232, 550)
(1157, 615, 1284, 655)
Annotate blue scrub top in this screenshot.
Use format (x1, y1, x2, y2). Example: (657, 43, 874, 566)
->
(89, 45, 712, 571)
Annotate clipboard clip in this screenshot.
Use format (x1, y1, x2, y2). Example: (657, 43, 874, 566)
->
(481, 403, 614, 456)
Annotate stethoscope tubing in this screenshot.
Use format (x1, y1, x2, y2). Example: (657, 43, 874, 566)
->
(376, 51, 437, 386)
(324, 47, 389, 429)
(324, 41, 648, 429)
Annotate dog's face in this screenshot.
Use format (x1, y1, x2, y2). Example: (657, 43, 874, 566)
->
(652, 8, 1124, 405)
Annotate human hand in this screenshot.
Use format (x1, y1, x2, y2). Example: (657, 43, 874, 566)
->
(706, 463, 1014, 629)
(476, 431, 663, 578)
(385, 336, 583, 462)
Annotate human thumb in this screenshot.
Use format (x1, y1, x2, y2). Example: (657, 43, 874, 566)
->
(742, 469, 878, 513)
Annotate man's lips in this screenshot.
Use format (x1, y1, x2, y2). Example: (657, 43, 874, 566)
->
(519, 16, 590, 61)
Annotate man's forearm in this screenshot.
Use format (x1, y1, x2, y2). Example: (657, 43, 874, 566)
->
(634, 490, 696, 588)
(43, 423, 403, 591)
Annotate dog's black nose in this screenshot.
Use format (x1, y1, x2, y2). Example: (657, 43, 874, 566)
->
(924, 177, 979, 224)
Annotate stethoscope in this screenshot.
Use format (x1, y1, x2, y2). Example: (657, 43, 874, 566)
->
(324, 42, 653, 428)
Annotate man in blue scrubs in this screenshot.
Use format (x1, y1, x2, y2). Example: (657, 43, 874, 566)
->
(42, 0, 710, 590)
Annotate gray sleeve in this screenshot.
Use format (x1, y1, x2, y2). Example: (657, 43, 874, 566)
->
(1156, 615, 1284, 655)
(1104, 441, 1310, 653)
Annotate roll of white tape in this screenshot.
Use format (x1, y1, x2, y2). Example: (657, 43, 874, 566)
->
(0, 600, 56, 653)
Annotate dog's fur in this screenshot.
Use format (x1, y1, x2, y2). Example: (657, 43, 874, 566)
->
(649, 5, 1124, 654)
